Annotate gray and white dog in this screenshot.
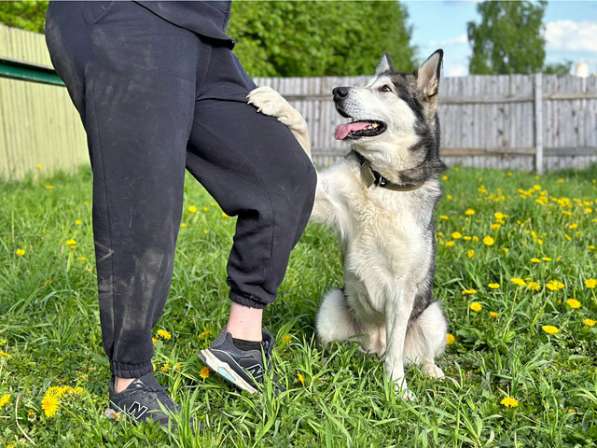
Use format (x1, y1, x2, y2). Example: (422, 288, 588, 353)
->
(248, 50, 448, 399)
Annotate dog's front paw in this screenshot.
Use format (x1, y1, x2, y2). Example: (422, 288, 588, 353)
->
(393, 377, 416, 401)
(247, 86, 290, 118)
(422, 363, 445, 379)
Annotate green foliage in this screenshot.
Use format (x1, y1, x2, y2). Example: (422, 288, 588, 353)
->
(543, 60, 573, 75)
(0, 165, 596, 446)
(467, 0, 547, 75)
(0, 0, 47, 33)
(229, 1, 416, 76)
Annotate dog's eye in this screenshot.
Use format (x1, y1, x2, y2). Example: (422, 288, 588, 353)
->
(379, 85, 392, 93)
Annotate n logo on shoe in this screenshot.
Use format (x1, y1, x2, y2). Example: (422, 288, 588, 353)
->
(127, 401, 149, 420)
(246, 364, 263, 380)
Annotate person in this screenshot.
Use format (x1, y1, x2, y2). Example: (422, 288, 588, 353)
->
(45, 1, 316, 426)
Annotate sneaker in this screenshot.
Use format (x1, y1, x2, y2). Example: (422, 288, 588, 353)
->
(199, 329, 275, 394)
(105, 372, 179, 426)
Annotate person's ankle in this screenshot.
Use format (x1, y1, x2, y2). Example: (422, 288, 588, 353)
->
(226, 302, 263, 341)
(114, 376, 136, 393)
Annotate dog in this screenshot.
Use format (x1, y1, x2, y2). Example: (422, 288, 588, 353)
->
(247, 50, 448, 399)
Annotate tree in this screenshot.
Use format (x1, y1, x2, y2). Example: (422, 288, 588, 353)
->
(467, 1, 547, 75)
(0, 1, 47, 33)
(543, 61, 572, 75)
(229, 1, 415, 76)
(0, 0, 415, 76)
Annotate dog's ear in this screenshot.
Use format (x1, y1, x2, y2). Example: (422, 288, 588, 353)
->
(375, 53, 394, 75)
(416, 49, 443, 98)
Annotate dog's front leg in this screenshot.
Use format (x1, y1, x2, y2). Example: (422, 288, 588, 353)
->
(384, 285, 417, 400)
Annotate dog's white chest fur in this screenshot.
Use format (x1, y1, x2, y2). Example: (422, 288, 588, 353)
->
(322, 161, 437, 319)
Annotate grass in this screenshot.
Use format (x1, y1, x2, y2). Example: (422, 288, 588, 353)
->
(0, 164, 595, 447)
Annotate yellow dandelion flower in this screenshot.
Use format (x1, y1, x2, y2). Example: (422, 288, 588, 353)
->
(180, 223, 188, 229)
(156, 329, 172, 340)
(500, 396, 519, 408)
(451, 231, 463, 240)
(463, 235, 472, 241)
(0, 393, 11, 409)
(489, 311, 499, 318)
(442, 175, 448, 181)
(568, 223, 578, 230)
(198, 329, 212, 340)
(511, 277, 526, 287)
(530, 258, 541, 264)
(462, 289, 477, 295)
(464, 208, 476, 216)
(281, 334, 292, 344)
(566, 298, 581, 309)
(542, 256, 552, 262)
(542, 325, 560, 335)
(447, 194, 453, 201)
(546, 280, 565, 291)
(585, 278, 597, 289)
(187, 205, 198, 214)
(297, 372, 305, 386)
(488, 283, 500, 289)
(582, 319, 596, 327)
(490, 223, 501, 231)
(41, 393, 60, 417)
(199, 367, 210, 380)
(15, 248, 26, 257)
(527, 281, 541, 291)
(0, 350, 10, 358)
(467, 249, 475, 258)
(482, 235, 495, 246)
(65, 239, 77, 248)
(446, 333, 456, 345)
(446, 240, 455, 248)
(478, 185, 487, 194)
(469, 302, 483, 312)
(160, 362, 171, 374)
(74, 219, 82, 226)
(439, 215, 449, 221)
(494, 212, 507, 222)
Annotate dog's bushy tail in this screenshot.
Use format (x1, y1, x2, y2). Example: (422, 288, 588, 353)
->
(316, 288, 357, 344)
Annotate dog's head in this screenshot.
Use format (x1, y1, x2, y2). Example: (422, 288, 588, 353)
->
(333, 50, 444, 174)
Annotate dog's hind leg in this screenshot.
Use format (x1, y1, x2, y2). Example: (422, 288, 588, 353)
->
(404, 301, 447, 378)
(316, 288, 358, 344)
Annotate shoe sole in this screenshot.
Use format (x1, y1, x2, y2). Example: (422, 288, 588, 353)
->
(199, 349, 258, 394)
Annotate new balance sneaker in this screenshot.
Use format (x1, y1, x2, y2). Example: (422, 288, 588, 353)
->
(199, 329, 275, 394)
(105, 372, 179, 426)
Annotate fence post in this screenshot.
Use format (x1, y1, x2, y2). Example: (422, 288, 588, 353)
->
(534, 73, 544, 174)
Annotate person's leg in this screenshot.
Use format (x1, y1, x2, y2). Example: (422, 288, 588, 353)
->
(45, 2, 201, 390)
(186, 97, 317, 323)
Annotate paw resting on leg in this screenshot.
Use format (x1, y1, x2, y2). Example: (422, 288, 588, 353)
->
(247, 86, 293, 121)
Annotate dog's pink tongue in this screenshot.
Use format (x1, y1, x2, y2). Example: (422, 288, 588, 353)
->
(335, 121, 370, 140)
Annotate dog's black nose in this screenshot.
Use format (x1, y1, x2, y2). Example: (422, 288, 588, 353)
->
(332, 87, 349, 100)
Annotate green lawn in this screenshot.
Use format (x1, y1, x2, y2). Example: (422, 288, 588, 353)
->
(0, 165, 595, 447)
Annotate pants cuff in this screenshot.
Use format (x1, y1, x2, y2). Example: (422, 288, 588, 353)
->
(111, 359, 153, 378)
(229, 289, 269, 309)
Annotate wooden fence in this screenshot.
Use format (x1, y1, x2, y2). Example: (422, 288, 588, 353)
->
(0, 24, 596, 180)
(254, 74, 597, 172)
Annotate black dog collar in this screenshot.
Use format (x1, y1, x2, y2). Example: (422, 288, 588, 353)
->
(350, 151, 425, 191)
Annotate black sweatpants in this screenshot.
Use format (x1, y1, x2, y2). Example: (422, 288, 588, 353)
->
(45, 2, 316, 378)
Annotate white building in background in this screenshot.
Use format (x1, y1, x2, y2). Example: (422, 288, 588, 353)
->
(574, 62, 589, 77)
